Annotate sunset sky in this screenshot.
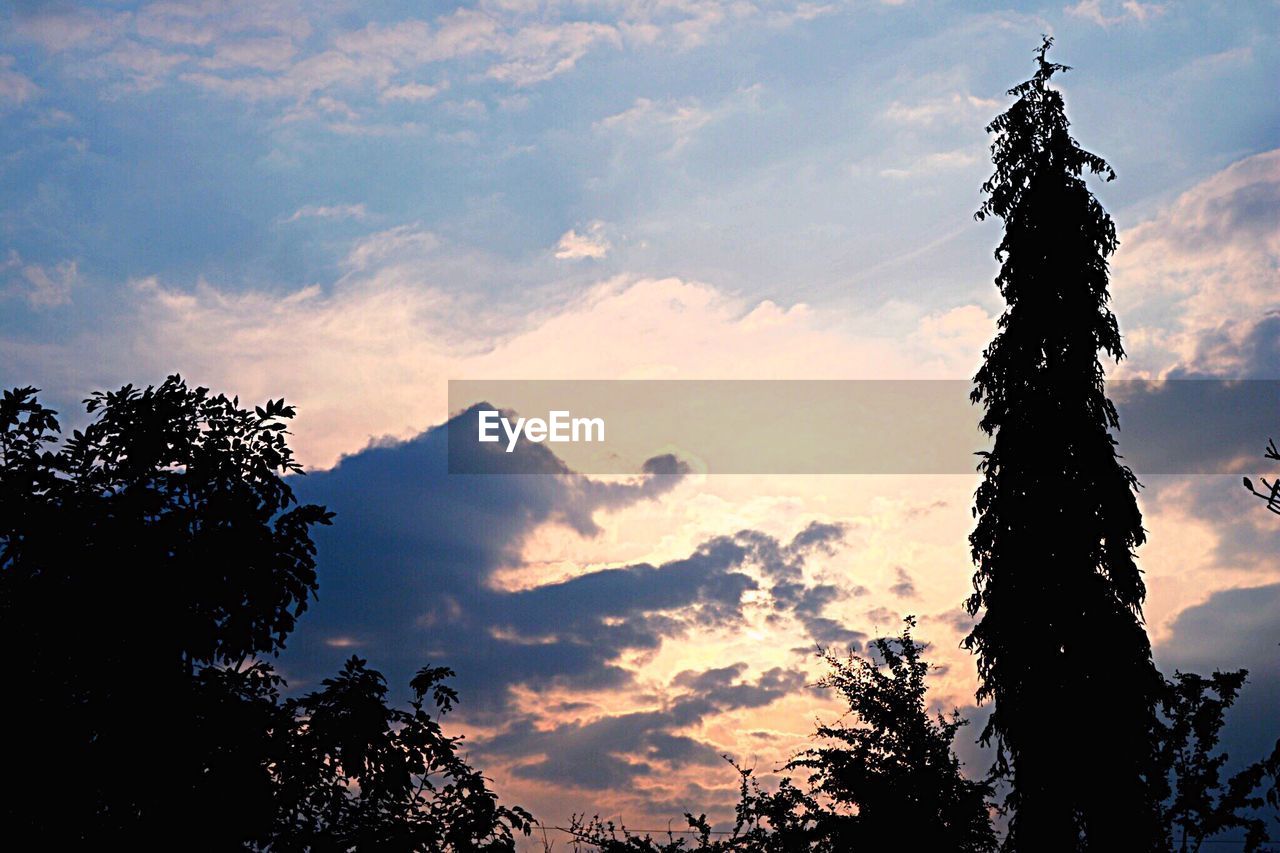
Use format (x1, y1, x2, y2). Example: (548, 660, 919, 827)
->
(2, 0, 1278, 842)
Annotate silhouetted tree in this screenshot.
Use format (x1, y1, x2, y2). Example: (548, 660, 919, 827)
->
(0, 378, 331, 841)
(265, 658, 532, 851)
(789, 617, 996, 851)
(965, 38, 1166, 850)
(568, 619, 995, 852)
(0, 379, 530, 848)
(566, 770, 819, 853)
(1158, 670, 1270, 851)
(1243, 442, 1280, 834)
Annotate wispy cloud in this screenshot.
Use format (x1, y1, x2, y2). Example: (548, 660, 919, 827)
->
(596, 85, 760, 156)
(0, 57, 38, 106)
(597, 96, 713, 153)
(7, 0, 828, 133)
(882, 92, 1001, 127)
(879, 148, 980, 178)
(484, 20, 622, 86)
(1066, 0, 1165, 27)
(3, 251, 76, 308)
(379, 81, 447, 102)
(285, 203, 370, 223)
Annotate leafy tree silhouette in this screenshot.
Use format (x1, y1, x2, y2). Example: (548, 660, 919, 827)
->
(788, 617, 997, 851)
(568, 619, 995, 852)
(265, 658, 532, 850)
(1157, 671, 1270, 851)
(964, 38, 1166, 850)
(0, 378, 530, 848)
(1242, 443, 1280, 835)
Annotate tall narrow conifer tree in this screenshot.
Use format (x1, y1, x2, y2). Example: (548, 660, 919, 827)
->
(965, 38, 1166, 851)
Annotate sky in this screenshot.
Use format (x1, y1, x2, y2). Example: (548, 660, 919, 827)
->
(2, 0, 1279, 842)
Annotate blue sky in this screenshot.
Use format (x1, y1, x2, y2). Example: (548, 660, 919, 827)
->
(2, 1, 1275, 343)
(3, 0, 1279, 840)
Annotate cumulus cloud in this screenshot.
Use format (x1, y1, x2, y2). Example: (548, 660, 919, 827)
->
(1114, 148, 1280, 378)
(267, 409, 867, 820)
(554, 221, 611, 260)
(487, 665, 806, 790)
(7, 214, 993, 469)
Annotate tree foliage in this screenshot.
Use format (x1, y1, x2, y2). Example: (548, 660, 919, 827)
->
(790, 617, 996, 851)
(0, 378, 530, 848)
(964, 38, 1166, 850)
(568, 620, 995, 852)
(263, 658, 532, 850)
(1158, 670, 1270, 852)
(1243, 440, 1280, 837)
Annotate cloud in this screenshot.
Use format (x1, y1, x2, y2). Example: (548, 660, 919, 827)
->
(200, 36, 299, 72)
(1154, 583, 1280, 783)
(487, 665, 806, 790)
(882, 92, 1001, 127)
(262, 413, 860, 809)
(279, 409, 848, 717)
(284, 203, 370, 223)
(908, 305, 993, 374)
(596, 96, 715, 154)
(133, 1, 313, 47)
(341, 223, 440, 269)
(484, 21, 622, 86)
(554, 222, 611, 260)
(889, 566, 917, 598)
(1113, 148, 1280, 378)
(10, 6, 128, 52)
(379, 81, 446, 102)
(1066, 0, 1165, 27)
(9, 0, 830, 132)
(101, 42, 192, 91)
(595, 85, 761, 157)
(879, 148, 980, 179)
(2, 251, 75, 308)
(14, 217, 988, 468)
(0, 57, 39, 106)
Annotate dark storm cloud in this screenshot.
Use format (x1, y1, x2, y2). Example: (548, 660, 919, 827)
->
(284, 406, 843, 736)
(769, 573, 866, 649)
(285, 406, 694, 707)
(1108, 379, 1280, 478)
(484, 665, 807, 790)
(1155, 583, 1280, 786)
(800, 616, 868, 648)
